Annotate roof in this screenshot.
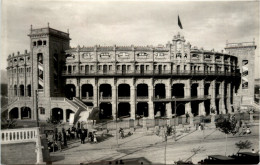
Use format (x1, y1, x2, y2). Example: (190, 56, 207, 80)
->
(208, 155, 234, 160)
(238, 152, 260, 157)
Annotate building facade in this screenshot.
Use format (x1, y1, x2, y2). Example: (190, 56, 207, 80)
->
(5, 25, 256, 123)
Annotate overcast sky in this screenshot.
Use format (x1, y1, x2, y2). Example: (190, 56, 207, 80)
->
(1, 0, 259, 78)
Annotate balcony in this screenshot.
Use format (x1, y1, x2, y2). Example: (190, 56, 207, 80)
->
(99, 96, 112, 102)
(118, 96, 130, 101)
(82, 96, 94, 101)
(62, 70, 240, 77)
(136, 96, 149, 101)
(153, 95, 211, 102)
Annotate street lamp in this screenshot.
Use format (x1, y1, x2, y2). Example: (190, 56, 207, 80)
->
(172, 96, 177, 141)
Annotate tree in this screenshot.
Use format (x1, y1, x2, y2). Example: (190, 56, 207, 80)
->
(235, 140, 252, 153)
(215, 114, 237, 155)
(46, 116, 61, 131)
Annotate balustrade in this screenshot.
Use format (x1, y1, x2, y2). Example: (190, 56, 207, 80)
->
(1, 127, 38, 144)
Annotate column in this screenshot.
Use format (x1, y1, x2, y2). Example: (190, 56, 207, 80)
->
(18, 108, 21, 119)
(219, 81, 226, 114)
(184, 83, 192, 116)
(148, 86, 154, 119)
(226, 83, 231, 113)
(166, 83, 172, 118)
(199, 80, 205, 97)
(63, 109, 66, 123)
(112, 86, 117, 119)
(79, 85, 82, 99)
(75, 85, 79, 98)
(130, 86, 136, 120)
(93, 85, 98, 107)
(199, 102, 205, 116)
(185, 102, 192, 115)
(210, 80, 216, 114)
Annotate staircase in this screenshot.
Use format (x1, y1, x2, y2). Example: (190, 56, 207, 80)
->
(65, 97, 90, 124)
(1, 98, 19, 114)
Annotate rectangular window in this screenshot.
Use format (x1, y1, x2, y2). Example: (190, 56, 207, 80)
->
(109, 65, 112, 70)
(127, 65, 131, 70)
(81, 66, 84, 71)
(90, 65, 94, 70)
(40, 108, 45, 114)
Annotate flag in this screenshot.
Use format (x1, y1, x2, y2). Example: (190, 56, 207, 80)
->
(178, 15, 183, 29)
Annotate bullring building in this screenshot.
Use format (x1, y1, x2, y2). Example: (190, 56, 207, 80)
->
(4, 25, 256, 123)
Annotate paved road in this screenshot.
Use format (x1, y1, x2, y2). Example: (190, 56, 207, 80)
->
(51, 125, 259, 164)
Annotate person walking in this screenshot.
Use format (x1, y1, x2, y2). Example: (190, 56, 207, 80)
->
(81, 129, 86, 144)
(93, 132, 97, 143)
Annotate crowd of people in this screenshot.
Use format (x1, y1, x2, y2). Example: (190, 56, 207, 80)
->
(47, 126, 98, 152)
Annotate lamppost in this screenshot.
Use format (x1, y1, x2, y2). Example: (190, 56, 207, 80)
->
(172, 96, 177, 141)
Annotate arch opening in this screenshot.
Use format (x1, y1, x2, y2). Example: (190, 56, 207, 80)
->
(20, 85, 25, 96)
(52, 108, 63, 122)
(137, 84, 148, 97)
(65, 84, 76, 99)
(66, 109, 74, 123)
(99, 103, 112, 119)
(21, 107, 31, 119)
(118, 103, 130, 118)
(136, 102, 148, 117)
(154, 102, 166, 118)
(9, 107, 19, 119)
(81, 84, 93, 99)
(155, 84, 165, 98)
(172, 84, 184, 98)
(191, 84, 198, 97)
(100, 84, 112, 98)
(118, 84, 130, 97)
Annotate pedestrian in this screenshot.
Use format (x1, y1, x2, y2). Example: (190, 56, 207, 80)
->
(252, 149, 256, 153)
(93, 132, 97, 143)
(81, 130, 86, 144)
(62, 128, 67, 147)
(57, 132, 62, 152)
(198, 124, 202, 131)
(246, 127, 251, 134)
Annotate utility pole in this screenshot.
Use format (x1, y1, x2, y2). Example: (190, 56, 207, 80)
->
(174, 96, 176, 141)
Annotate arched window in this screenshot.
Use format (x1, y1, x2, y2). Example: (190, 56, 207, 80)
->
(37, 40, 42, 46)
(37, 53, 43, 64)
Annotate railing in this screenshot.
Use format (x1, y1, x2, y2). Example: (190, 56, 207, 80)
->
(73, 97, 88, 110)
(18, 97, 32, 101)
(81, 96, 94, 100)
(118, 96, 131, 100)
(50, 97, 65, 101)
(65, 98, 79, 110)
(1, 127, 38, 144)
(153, 95, 211, 101)
(1, 98, 19, 113)
(136, 96, 149, 100)
(99, 97, 112, 100)
(62, 70, 240, 77)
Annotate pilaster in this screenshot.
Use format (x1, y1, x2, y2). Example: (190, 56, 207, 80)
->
(130, 86, 136, 119)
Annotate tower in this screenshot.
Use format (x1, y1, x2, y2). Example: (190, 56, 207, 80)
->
(225, 40, 256, 106)
(28, 24, 70, 119)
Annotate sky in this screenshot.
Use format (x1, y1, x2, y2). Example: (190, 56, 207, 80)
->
(1, 0, 259, 78)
